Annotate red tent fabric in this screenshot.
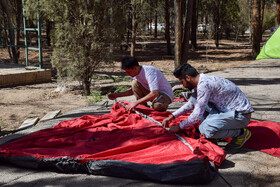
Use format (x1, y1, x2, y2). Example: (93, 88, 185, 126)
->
(173, 97, 280, 158)
(245, 120, 280, 157)
(0, 102, 225, 166)
(0, 102, 228, 184)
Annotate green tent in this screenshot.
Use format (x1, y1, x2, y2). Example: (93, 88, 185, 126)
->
(256, 26, 280, 60)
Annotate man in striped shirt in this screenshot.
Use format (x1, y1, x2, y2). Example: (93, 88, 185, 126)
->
(162, 63, 254, 149)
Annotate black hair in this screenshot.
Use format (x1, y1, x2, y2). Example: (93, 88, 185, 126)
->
(173, 63, 199, 79)
(121, 56, 139, 70)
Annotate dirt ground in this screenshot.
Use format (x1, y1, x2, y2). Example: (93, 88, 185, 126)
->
(0, 33, 257, 134)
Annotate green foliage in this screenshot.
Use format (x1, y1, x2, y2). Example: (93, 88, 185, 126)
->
(0, 118, 4, 126)
(0, 10, 4, 27)
(92, 74, 111, 80)
(220, 0, 240, 28)
(85, 91, 103, 105)
(24, 0, 126, 95)
(237, 0, 250, 33)
(114, 85, 129, 93)
(84, 84, 128, 105)
(198, 0, 251, 36)
(124, 0, 166, 32)
(112, 76, 130, 83)
(0, 118, 5, 132)
(92, 74, 130, 83)
(198, 0, 214, 23)
(263, 11, 277, 31)
(173, 88, 189, 98)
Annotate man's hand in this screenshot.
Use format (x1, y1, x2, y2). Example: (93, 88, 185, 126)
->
(162, 115, 174, 128)
(169, 125, 181, 133)
(125, 101, 139, 112)
(108, 93, 118, 100)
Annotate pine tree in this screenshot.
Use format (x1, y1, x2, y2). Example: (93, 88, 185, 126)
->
(24, 0, 126, 95)
(0, 0, 22, 64)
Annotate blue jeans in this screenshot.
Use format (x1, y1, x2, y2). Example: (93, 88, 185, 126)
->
(198, 106, 251, 139)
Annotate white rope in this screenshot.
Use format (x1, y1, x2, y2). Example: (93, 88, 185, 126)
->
(115, 100, 194, 152)
(115, 100, 233, 186)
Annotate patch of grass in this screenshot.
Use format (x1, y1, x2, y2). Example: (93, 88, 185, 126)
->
(84, 85, 129, 105)
(92, 74, 111, 80)
(215, 64, 221, 71)
(114, 85, 129, 93)
(173, 88, 189, 97)
(85, 91, 103, 105)
(92, 74, 130, 83)
(0, 118, 5, 131)
(112, 76, 130, 83)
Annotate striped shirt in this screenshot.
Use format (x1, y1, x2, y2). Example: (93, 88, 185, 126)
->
(172, 74, 254, 129)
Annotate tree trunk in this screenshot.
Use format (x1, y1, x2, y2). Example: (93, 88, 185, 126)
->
(174, 0, 182, 68)
(15, 0, 22, 59)
(3, 29, 12, 58)
(249, 0, 253, 44)
(126, 3, 131, 48)
(212, 0, 220, 48)
(165, 0, 171, 55)
(154, 1, 158, 38)
(260, 0, 265, 36)
(149, 0, 153, 35)
(252, 0, 262, 57)
(46, 21, 53, 46)
(277, 0, 280, 25)
(191, 0, 198, 50)
(83, 74, 91, 96)
(130, 0, 137, 57)
(109, 0, 114, 53)
(0, 0, 18, 64)
(181, 0, 194, 63)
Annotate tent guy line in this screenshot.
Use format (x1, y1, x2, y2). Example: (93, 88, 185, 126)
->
(115, 99, 233, 187)
(115, 99, 195, 152)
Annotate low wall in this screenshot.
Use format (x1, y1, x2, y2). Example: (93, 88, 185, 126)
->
(0, 67, 51, 87)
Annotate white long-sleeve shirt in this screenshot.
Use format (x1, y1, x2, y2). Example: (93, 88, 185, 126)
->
(172, 74, 254, 129)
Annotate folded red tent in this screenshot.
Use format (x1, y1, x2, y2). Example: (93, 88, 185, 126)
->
(0, 102, 226, 184)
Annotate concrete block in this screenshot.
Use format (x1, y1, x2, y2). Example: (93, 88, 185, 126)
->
(40, 110, 61, 122)
(3, 75, 13, 86)
(0, 67, 52, 87)
(25, 72, 36, 83)
(18, 117, 39, 130)
(37, 71, 45, 81)
(44, 70, 51, 82)
(45, 70, 52, 79)
(17, 73, 26, 84)
(0, 76, 4, 86)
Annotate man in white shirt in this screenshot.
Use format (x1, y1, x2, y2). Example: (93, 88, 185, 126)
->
(162, 63, 254, 149)
(108, 56, 174, 112)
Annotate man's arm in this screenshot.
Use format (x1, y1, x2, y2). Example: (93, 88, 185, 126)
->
(177, 87, 210, 130)
(162, 114, 174, 128)
(168, 91, 209, 133)
(126, 90, 159, 111)
(162, 98, 194, 128)
(108, 88, 133, 100)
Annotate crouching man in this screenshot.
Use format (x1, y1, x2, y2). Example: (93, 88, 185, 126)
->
(162, 63, 254, 149)
(108, 56, 174, 112)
